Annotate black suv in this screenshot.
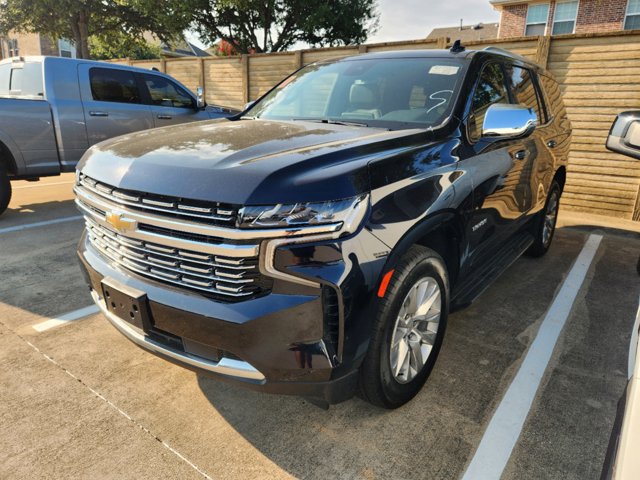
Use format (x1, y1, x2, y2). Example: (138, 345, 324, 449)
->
(75, 46, 570, 408)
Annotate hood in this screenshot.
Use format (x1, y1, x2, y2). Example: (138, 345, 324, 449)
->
(78, 119, 427, 205)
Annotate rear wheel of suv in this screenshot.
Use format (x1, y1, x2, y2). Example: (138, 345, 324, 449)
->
(526, 180, 561, 258)
(0, 164, 11, 216)
(359, 245, 449, 409)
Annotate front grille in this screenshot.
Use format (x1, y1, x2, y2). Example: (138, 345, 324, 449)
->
(85, 217, 270, 300)
(78, 173, 239, 227)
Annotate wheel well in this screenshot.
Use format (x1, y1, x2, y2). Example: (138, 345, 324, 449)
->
(414, 224, 460, 287)
(554, 166, 566, 192)
(0, 141, 17, 175)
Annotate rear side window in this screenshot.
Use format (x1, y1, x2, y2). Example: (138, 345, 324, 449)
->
(0, 62, 43, 96)
(506, 66, 543, 124)
(470, 62, 509, 141)
(90, 68, 140, 104)
(142, 74, 193, 108)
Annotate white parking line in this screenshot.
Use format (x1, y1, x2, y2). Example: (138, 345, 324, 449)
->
(0, 215, 83, 235)
(462, 233, 603, 480)
(32, 305, 99, 332)
(13, 181, 75, 190)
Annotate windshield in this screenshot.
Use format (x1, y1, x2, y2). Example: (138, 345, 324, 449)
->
(248, 57, 467, 129)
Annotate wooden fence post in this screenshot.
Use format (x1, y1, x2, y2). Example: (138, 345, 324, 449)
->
(160, 58, 166, 73)
(294, 50, 303, 69)
(241, 54, 249, 103)
(535, 35, 551, 68)
(199, 57, 206, 98)
(358, 45, 368, 54)
(436, 37, 448, 49)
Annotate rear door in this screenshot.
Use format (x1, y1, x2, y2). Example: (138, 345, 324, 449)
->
(138, 72, 208, 127)
(78, 65, 154, 145)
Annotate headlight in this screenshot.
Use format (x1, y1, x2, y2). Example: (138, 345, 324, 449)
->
(237, 195, 369, 232)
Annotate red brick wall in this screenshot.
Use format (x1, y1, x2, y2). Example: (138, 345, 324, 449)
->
(498, 0, 630, 38)
(575, 0, 627, 33)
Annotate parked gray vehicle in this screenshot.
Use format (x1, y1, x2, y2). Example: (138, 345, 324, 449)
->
(0, 56, 238, 216)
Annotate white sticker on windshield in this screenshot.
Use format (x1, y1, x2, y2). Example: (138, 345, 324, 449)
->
(429, 65, 460, 75)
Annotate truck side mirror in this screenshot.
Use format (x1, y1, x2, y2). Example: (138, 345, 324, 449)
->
(482, 104, 537, 139)
(606, 111, 640, 160)
(196, 86, 205, 109)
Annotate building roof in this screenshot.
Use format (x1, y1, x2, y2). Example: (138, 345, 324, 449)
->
(160, 39, 210, 58)
(427, 23, 499, 42)
(489, 0, 530, 8)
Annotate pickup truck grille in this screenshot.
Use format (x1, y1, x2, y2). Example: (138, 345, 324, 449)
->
(75, 175, 271, 301)
(77, 173, 239, 226)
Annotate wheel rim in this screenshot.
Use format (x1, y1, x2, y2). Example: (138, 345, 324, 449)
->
(542, 191, 559, 247)
(389, 277, 442, 384)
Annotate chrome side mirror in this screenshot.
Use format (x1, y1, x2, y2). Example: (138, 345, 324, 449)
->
(606, 111, 640, 160)
(196, 86, 205, 109)
(482, 104, 537, 138)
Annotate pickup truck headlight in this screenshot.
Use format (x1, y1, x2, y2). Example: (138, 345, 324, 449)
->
(238, 195, 369, 233)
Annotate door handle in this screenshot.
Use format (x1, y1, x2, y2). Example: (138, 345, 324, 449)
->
(547, 140, 558, 148)
(89, 111, 109, 117)
(157, 115, 172, 120)
(514, 150, 529, 160)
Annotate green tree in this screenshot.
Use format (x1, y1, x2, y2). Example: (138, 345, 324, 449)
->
(89, 33, 163, 60)
(191, 0, 379, 53)
(0, 0, 192, 59)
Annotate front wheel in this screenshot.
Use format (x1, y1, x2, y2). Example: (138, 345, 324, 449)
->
(526, 180, 561, 257)
(0, 164, 11, 216)
(359, 245, 449, 409)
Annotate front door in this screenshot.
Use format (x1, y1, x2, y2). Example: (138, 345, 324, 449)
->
(79, 65, 154, 146)
(139, 73, 207, 127)
(459, 61, 536, 271)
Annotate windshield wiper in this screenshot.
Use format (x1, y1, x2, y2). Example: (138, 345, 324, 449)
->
(292, 118, 370, 127)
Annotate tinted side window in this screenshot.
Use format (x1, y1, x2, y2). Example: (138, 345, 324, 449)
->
(470, 62, 509, 141)
(142, 74, 193, 109)
(506, 66, 543, 124)
(90, 68, 140, 104)
(538, 74, 567, 124)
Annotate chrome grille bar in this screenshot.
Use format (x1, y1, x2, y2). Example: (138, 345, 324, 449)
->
(86, 219, 260, 298)
(78, 173, 237, 224)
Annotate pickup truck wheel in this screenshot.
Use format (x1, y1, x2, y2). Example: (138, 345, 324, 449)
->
(359, 245, 449, 409)
(526, 180, 561, 258)
(0, 165, 11, 216)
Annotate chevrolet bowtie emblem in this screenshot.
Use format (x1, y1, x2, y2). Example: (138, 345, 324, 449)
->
(105, 211, 137, 233)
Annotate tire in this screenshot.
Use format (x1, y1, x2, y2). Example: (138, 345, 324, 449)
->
(359, 245, 449, 409)
(526, 180, 561, 258)
(0, 164, 11, 217)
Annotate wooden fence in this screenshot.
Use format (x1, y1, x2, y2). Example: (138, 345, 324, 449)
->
(109, 31, 640, 221)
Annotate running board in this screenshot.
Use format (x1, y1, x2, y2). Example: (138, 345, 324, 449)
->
(451, 231, 534, 310)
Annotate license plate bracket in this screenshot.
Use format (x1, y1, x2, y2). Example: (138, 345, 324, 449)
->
(101, 278, 152, 331)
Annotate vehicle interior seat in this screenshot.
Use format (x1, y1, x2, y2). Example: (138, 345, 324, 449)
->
(341, 83, 381, 120)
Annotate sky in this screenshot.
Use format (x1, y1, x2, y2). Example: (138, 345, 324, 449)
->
(186, 0, 501, 49)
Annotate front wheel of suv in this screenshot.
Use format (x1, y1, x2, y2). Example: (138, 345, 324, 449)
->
(0, 163, 11, 217)
(359, 245, 449, 409)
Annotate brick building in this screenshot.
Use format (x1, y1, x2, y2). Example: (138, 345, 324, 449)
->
(0, 32, 76, 59)
(491, 0, 639, 38)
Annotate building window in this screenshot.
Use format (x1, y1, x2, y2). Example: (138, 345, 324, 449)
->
(552, 1, 579, 34)
(58, 39, 76, 58)
(625, 0, 640, 30)
(525, 4, 550, 36)
(7, 39, 19, 57)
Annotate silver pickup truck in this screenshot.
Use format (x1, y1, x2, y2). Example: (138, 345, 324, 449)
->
(0, 56, 238, 215)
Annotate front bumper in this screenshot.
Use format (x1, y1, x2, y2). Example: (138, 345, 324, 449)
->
(78, 227, 389, 404)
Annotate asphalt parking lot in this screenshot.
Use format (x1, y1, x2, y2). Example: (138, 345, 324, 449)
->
(1, 174, 639, 480)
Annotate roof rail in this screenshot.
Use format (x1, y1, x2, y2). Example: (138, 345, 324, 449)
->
(482, 46, 531, 64)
